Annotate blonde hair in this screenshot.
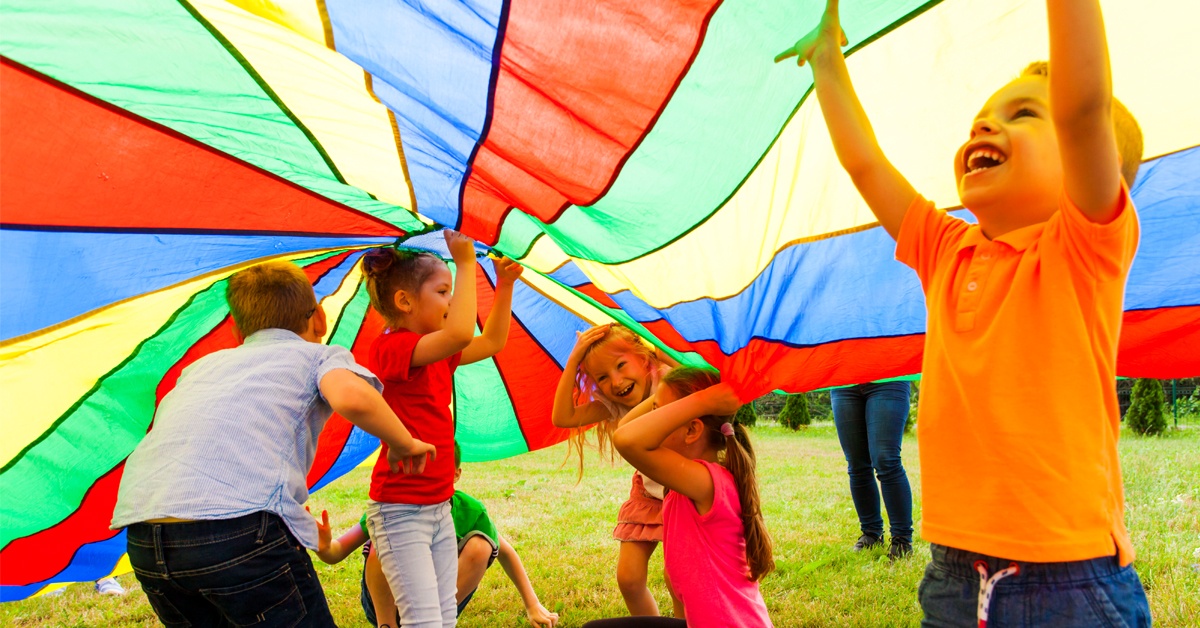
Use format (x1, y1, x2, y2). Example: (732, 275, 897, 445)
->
(226, 261, 316, 337)
(361, 247, 446, 328)
(660, 366, 775, 582)
(566, 325, 661, 480)
(1021, 61, 1144, 186)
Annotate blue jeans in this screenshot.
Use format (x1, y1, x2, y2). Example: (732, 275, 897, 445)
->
(831, 381, 914, 542)
(919, 544, 1151, 627)
(125, 512, 334, 627)
(367, 501, 458, 628)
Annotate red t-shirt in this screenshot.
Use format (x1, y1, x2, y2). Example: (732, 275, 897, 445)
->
(368, 328, 461, 504)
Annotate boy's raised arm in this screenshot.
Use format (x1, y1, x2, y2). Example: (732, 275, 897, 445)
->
(319, 368, 436, 473)
(1046, 0, 1122, 222)
(777, 0, 917, 240)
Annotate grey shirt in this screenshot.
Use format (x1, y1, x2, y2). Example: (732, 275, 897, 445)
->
(111, 329, 381, 548)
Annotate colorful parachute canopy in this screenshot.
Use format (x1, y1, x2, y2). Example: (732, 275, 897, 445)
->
(2, 0, 1198, 601)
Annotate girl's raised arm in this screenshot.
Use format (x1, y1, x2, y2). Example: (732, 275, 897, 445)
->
(612, 384, 741, 513)
(412, 230, 479, 367)
(552, 325, 615, 428)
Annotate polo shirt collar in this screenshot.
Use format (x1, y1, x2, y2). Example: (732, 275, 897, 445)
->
(956, 221, 1045, 254)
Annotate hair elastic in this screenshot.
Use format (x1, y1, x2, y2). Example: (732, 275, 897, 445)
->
(720, 422, 735, 437)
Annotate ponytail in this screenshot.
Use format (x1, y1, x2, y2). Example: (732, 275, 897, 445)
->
(660, 367, 775, 581)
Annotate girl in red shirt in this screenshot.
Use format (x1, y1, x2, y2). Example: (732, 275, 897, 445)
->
(360, 230, 522, 627)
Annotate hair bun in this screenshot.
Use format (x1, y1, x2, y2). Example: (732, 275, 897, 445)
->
(361, 248, 396, 276)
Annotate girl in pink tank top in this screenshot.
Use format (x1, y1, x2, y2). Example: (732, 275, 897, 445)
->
(583, 366, 774, 628)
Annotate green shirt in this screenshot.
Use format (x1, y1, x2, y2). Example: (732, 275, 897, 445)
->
(359, 490, 497, 542)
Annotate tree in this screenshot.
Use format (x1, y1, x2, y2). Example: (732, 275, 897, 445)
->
(734, 401, 758, 428)
(1126, 378, 1167, 436)
(778, 394, 811, 431)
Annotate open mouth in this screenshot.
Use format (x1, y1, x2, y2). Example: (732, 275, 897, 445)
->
(964, 145, 1007, 175)
(614, 382, 635, 398)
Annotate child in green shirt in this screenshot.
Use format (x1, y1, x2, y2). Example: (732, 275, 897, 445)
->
(313, 444, 557, 627)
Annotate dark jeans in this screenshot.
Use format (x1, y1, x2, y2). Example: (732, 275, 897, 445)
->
(919, 544, 1151, 627)
(126, 512, 335, 627)
(831, 381, 914, 542)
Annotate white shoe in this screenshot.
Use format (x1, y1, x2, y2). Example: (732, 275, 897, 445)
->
(94, 577, 126, 596)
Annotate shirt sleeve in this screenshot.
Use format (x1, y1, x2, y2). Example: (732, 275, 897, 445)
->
(1048, 183, 1139, 280)
(315, 345, 382, 394)
(370, 330, 422, 382)
(895, 195, 970, 288)
(359, 512, 370, 540)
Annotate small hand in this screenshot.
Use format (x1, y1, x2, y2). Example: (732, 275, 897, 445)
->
(387, 438, 437, 474)
(774, 0, 847, 67)
(526, 603, 559, 628)
(307, 506, 332, 554)
(493, 256, 524, 285)
(701, 383, 744, 417)
(568, 324, 612, 362)
(444, 229, 476, 262)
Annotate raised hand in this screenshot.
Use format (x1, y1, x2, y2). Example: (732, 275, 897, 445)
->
(568, 324, 612, 363)
(700, 383, 744, 418)
(493, 256, 524, 285)
(443, 229, 476, 262)
(774, 0, 847, 67)
(307, 506, 332, 554)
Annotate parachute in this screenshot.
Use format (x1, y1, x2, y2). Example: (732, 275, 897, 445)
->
(2, 0, 1197, 600)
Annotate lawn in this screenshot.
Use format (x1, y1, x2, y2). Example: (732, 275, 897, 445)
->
(4, 424, 1198, 627)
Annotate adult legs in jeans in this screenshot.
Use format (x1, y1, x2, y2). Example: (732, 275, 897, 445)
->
(831, 382, 914, 543)
(125, 512, 335, 627)
(368, 501, 458, 628)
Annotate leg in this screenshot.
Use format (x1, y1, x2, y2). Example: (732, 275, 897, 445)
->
(368, 502, 445, 628)
(831, 386, 884, 541)
(862, 381, 914, 544)
(456, 535, 494, 607)
(363, 545, 399, 628)
(430, 501, 460, 627)
(663, 569, 684, 619)
(616, 541, 659, 616)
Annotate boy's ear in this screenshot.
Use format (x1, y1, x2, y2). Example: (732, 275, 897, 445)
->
(311, 303, 328, 340)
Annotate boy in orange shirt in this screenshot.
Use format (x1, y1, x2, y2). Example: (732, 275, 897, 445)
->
(778, 1, 1149, 625)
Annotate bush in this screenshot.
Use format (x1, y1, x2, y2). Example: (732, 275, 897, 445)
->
(778, 394, 811, 431)
(1126, 378, 1168, 436)
(735, 402, 758, 428)
(905, 381, 919, 434)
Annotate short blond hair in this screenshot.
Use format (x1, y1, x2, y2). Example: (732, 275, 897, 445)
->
(226, 261, 317, 337)
(1021, 62, 1144, 186)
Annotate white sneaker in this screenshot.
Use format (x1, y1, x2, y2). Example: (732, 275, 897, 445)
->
(94, 577, 126, 596)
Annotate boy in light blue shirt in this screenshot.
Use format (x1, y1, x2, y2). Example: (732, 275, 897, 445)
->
(111, 260, 435, 627)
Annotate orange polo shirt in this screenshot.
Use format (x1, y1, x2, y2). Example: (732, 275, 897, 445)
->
(896, 188, 1138, 565)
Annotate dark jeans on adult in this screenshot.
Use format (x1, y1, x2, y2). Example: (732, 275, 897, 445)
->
(919, 544, 1151, 627)
(126, 512, 335, 627)
(831, 381, 914, 542)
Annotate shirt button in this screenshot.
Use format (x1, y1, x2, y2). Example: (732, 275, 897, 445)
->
(967, 281, 978, 291)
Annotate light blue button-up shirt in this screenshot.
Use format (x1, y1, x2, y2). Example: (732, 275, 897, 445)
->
(111, 329, 381, 548)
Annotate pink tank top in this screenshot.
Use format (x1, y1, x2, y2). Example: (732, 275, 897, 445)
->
(662, 460, 772, 627)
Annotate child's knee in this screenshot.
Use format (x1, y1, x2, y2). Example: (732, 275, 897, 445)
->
(616, 562, 648, 592)
(459, 536, 493, 568)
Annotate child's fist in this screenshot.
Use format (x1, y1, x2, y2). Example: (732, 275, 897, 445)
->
(774, 0, 847, 67)
(493, 256, 524, 285)
(444, 229, 476, 261)
(701, 383, 744, 417)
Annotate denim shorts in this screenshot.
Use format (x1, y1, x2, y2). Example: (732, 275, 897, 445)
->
(919, 544, 1151, 627)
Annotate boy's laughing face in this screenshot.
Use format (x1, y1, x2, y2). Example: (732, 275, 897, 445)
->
(955, 75, 1062, 226)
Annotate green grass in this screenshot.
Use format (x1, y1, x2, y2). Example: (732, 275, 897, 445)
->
(4, 425, 1198, 627)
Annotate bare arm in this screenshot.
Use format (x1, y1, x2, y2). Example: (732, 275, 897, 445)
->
(1046, 0, 1122, 222)
(319, 369, 435, 473)
(616, 395, 656, 428)
(412, 230, 478, 368)
(496, 536, 558, 627)
(310, 509, 368, 564)
(777, 0, 917, 239)
(461, 258, 523, 365)
(612, 384, 741, 512)
(551, 325, 617, 428)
